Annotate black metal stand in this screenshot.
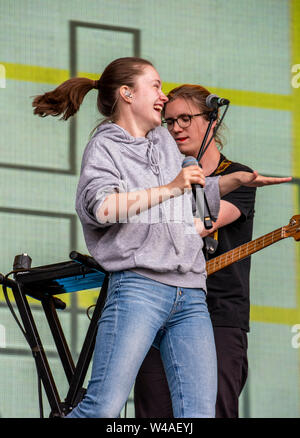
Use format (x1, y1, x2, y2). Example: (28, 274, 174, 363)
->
(196, 109, 219, 163)
(0, 254, 108, 417)
(64, 274, 108, 411)
(193, 109, 219, 230)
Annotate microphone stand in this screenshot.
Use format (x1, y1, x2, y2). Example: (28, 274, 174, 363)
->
(197, 109, 218, 163)
(195, 108, 219, 230)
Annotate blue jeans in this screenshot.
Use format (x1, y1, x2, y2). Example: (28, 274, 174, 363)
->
(67, 270, 217, 418)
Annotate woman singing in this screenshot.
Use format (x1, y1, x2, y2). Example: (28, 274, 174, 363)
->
(32, 57, 289, 418)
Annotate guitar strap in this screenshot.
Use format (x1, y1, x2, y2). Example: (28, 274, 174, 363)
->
(214, 157, 233, 176)
(204, 156, 233, 258)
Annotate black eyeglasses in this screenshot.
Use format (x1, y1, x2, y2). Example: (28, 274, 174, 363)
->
(162, 113, 204, 130)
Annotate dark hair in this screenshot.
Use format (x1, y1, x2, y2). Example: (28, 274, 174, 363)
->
(163, 84, 226, 149)
(32, 57, 154, 121)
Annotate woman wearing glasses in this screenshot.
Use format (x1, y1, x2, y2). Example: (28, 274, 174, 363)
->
(33, 61, 290, 418)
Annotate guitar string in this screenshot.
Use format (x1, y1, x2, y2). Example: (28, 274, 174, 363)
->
(207, 227, 284, 275)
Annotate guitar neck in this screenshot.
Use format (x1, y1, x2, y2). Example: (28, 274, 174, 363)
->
(206, 226, 285, 276)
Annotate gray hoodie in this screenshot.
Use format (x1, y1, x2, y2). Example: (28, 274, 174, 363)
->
(76, 122, 220, 290)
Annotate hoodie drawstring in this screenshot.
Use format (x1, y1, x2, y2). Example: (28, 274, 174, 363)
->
(147, 141, 181, 255)
(147, 141, 160, 175)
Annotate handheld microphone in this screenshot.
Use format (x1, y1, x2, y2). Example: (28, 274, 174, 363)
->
(206, 94, 230, 109)
(182, 156, 213, 229)
(182, 156, 199, 169)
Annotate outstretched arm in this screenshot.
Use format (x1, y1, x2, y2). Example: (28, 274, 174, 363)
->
(219, 171, 292, 197)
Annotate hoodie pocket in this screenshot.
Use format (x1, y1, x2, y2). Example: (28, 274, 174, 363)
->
(133, 222, 205, 274)
(133, 225, 154, 259)
(133, 223, 183, 273)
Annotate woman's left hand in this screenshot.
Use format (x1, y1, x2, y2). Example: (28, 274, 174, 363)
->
(219, 171, 292, 197)
(240, 171, 292, 187)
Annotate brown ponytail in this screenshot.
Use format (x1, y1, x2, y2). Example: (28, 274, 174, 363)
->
(32, 77, 97, 120)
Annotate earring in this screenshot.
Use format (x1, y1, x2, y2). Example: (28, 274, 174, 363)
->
(124, 90, 132, 98)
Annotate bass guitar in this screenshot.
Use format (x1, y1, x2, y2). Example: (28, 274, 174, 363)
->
(206, 215, 300, 276)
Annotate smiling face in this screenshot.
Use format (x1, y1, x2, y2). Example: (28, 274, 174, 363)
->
(130, 65, 168, 132)
(164, 96, 211, 158)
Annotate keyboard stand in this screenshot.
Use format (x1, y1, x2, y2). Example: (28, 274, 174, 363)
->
(0, 254, 108, 417)
(64, 275, 108, 412)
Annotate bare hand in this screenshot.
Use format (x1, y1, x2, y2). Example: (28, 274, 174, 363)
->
(219, 171, 292, 197)
(239, 171, 292, 187)
(168, 165, 205, 193)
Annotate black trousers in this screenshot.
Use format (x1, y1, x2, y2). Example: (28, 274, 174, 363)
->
(134, 326, 248, 418)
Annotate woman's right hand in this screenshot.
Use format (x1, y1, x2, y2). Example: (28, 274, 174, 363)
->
(167, 165, 205, 194)
(97, 166, 205, 225)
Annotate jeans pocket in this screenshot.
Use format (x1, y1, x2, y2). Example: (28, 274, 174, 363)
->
(106, 271, 123, 301)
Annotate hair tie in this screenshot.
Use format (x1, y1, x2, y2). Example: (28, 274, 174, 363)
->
(93, 79, 99, 89)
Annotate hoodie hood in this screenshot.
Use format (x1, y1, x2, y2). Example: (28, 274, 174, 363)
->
(94, 122, 160, 174)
